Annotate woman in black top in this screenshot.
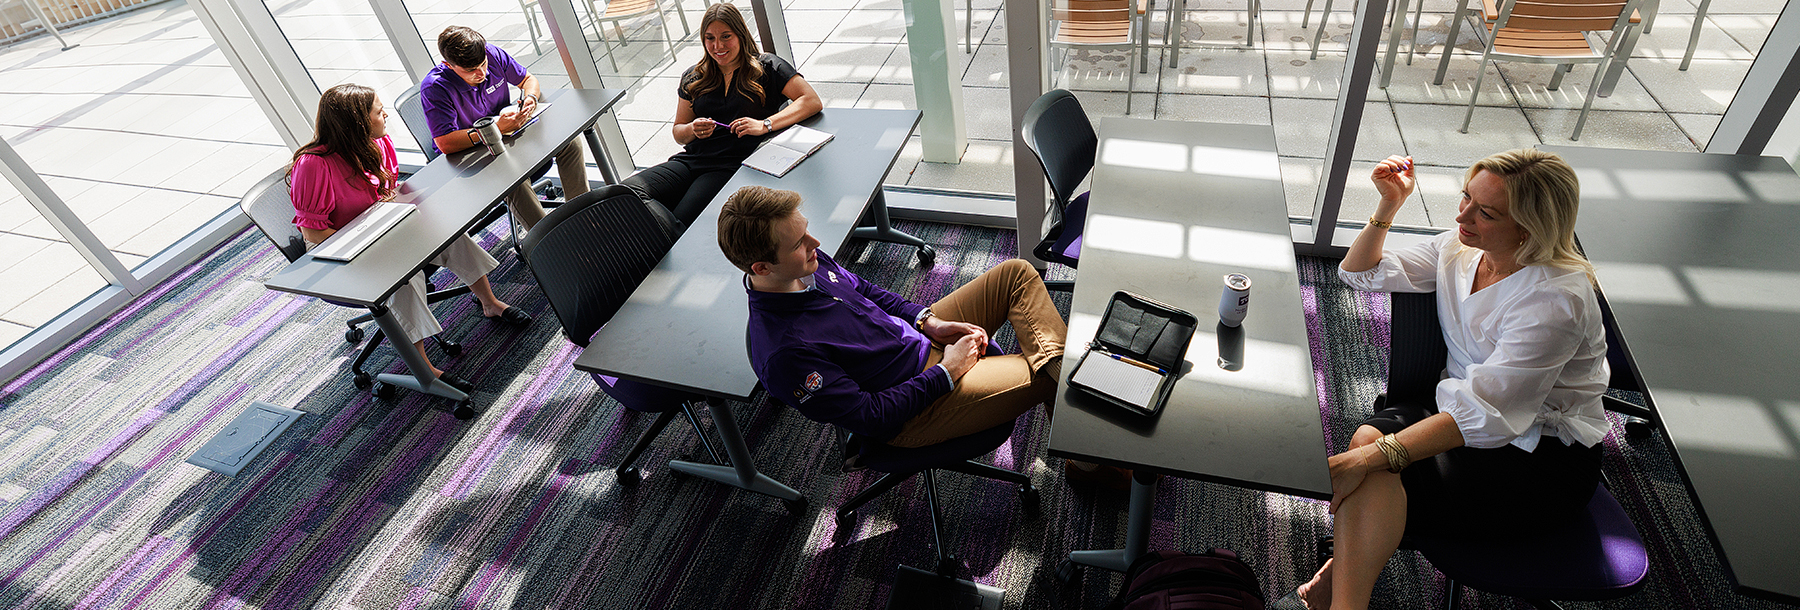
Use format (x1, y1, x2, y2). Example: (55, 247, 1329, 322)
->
(622, 3, 823, 227)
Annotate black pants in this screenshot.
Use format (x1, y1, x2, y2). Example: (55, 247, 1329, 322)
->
(621, 157, 735, 228)
(1363, 395, 1601, 539)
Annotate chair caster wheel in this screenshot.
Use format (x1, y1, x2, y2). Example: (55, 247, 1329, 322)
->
(345, 327, 365, 344)
(353, 372, 373, 390)
(916, 245, 936, 266)
(453, 404, 476, 420)
(1019, 484, 1041, 517)
(374, 382, 397, 400)
(783, 496, 808, 513)
(936, 554, 960, 578)
(617, 467, 641, 486)
(1625, 420, 1652, 439)
(1055, 559, 1080, 584)
(439, 339, 462, 357)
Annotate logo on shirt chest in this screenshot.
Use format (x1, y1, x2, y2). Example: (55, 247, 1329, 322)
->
(485, 83, 499, 95)
(827, 271, 839, 283)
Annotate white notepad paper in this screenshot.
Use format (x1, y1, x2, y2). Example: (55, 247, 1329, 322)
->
(1071, 352, 1163, 408)
(742, 125, 834, 177)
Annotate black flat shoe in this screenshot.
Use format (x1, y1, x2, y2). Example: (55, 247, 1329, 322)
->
(436, 371, 476, 394)
(485, 306, 533, 326)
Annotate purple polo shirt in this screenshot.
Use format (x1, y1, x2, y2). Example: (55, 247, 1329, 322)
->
(418, 43, 529, 153)
(746, 251, 949, 441)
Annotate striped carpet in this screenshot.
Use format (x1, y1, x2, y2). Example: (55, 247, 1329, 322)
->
(0, 219, 1789, 610)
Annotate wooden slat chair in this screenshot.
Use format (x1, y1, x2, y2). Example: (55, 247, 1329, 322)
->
(1049, 0, 1143, 114)
(585, 0, 685, 72)
(1434, 0, 1642, 140)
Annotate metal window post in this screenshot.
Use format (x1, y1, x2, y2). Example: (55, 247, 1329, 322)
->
(0, 136, 140, 292)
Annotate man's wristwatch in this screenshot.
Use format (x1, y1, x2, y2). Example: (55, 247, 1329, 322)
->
(915, 308, 933, 332)
(763, 119, 773, 133)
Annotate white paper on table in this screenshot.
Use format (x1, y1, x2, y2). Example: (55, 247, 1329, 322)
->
(1071, 352, 1162, 408)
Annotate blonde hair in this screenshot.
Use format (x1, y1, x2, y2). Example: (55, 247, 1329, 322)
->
(718, 186, 804, 273)
(1466, 148, 1595, 280)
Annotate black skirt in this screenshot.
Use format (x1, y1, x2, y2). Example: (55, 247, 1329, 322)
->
(1362, 394, 1601, 539)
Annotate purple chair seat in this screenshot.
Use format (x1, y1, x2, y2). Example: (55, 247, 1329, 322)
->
(1048, 192, 1088, 266)
(590, 373, 700, 413)
(1409, 484, 1649, 603)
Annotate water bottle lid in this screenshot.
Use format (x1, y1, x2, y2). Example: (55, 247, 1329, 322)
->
(1224, 273, 1251, 291)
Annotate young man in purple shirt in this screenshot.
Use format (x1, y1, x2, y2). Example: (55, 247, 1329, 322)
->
(719, 185, 1067, 449)
(420, 26, 588, 230)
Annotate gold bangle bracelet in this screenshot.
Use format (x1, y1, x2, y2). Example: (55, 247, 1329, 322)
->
(1368, 217, 1393, 229)
(1376, 433, 1411, 473)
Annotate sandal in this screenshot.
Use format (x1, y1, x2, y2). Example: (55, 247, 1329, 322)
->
(486, 306, 533, 326)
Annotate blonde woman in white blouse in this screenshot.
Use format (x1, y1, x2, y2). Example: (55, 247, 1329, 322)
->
(1297, 149, 1611, 610)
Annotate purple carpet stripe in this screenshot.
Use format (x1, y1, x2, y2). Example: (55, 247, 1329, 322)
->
(262, 414, 458, 610)
(456, 468, 576, 609)
(122, 450, 298, 610)
(106, 239, 274, 361)
(200, 527, 309, 610)
(396, 586, 431, 610)
(18, 527, 119, 609)
(152, 299, 307, 414)
(222, 289, 283, 328)
(2, 246, 216, 394)
(645, 490, 735, 609)
(74, 534, 173, 610)
(310, 393, 376, 446)
(5, 383, 247, 593)
(440, 342, 578, 499)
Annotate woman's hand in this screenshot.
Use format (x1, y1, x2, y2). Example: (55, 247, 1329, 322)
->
(729, 117, 770, 137)
(1371, 155, 1416, 207)
(690, 117, 718, 139)
(922, 316, 987, 348)
(1328, 444, 1378, 514)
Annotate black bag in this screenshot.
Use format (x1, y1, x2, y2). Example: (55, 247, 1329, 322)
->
(1103, 549, 1266, 610)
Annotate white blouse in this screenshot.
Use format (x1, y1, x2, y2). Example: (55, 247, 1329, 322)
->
(1339, 232, 1612, 451)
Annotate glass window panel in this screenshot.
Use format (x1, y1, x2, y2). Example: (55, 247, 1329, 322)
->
(1, 1, 288, 271)
(267, 0, 420, 150)
(0, 178, 108, 351)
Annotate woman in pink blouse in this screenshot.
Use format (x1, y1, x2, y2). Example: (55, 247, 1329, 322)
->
(288, 83, 532, 393)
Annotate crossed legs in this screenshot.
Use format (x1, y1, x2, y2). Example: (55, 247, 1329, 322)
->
(888, 259, 1066, 448)
(504, 139, 589, 231)
(1300, 424, 1407, 610)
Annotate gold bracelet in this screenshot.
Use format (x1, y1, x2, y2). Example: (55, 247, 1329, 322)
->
(1375, 433, 1411, 473)
(1368, 217, 1393, 229)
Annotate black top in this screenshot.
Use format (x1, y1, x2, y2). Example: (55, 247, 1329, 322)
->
(675, 53, 802, 171)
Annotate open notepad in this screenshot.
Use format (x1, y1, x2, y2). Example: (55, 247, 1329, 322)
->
(1070, 349, 1165, 409)
(742, 125, 834, 177)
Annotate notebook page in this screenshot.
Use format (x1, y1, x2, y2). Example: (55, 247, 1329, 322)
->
(1071, 352, 1162, 408)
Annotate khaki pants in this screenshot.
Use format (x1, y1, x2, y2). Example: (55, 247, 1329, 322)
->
(504, 140, 589, 231)
(386, 235, 500, 343)
(888, 259, 1066, 448)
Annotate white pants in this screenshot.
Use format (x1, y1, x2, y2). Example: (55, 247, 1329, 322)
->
(385, 235, 500, 343)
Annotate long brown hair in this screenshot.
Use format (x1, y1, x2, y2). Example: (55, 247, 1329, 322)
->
(289, 83, 394, 197)
(683, 4, 766, 105)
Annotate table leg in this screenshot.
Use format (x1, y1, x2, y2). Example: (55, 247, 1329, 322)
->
(851, 190, 936, 264)
(1379, 0, 1410, 88)
(584, 127, 617, 185)
(667, 397, 805, 505)
(1066, 470, 1158, 573)
(367, 303, 473, 404)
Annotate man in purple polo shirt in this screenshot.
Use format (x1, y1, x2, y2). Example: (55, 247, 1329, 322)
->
(719, 185, 1067, 451)
(420, 26, 588, 230)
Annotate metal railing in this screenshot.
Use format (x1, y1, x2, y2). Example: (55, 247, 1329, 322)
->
(1, 0, 174, 46)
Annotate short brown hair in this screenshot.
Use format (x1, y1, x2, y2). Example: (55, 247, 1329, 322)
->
(438, 26, 487, 69)
(718, 186, 804, 273)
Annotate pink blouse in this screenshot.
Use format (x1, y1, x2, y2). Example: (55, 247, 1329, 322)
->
(290, 135, 399, 231)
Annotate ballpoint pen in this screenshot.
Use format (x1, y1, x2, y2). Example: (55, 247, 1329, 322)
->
(1106, 352, 1166, 375)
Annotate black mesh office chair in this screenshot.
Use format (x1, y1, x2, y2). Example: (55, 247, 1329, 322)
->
(238, 168, 470, 396)
(519, 185, 730, 487)
(1021, 89, 1095, 292)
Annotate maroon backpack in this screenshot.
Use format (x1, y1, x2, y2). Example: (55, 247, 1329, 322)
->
(1103, 549, 1266, 610)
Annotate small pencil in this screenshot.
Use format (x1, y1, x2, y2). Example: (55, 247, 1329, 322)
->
(1106, 352, 1167, 375)
(711, 120, 732, 129)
